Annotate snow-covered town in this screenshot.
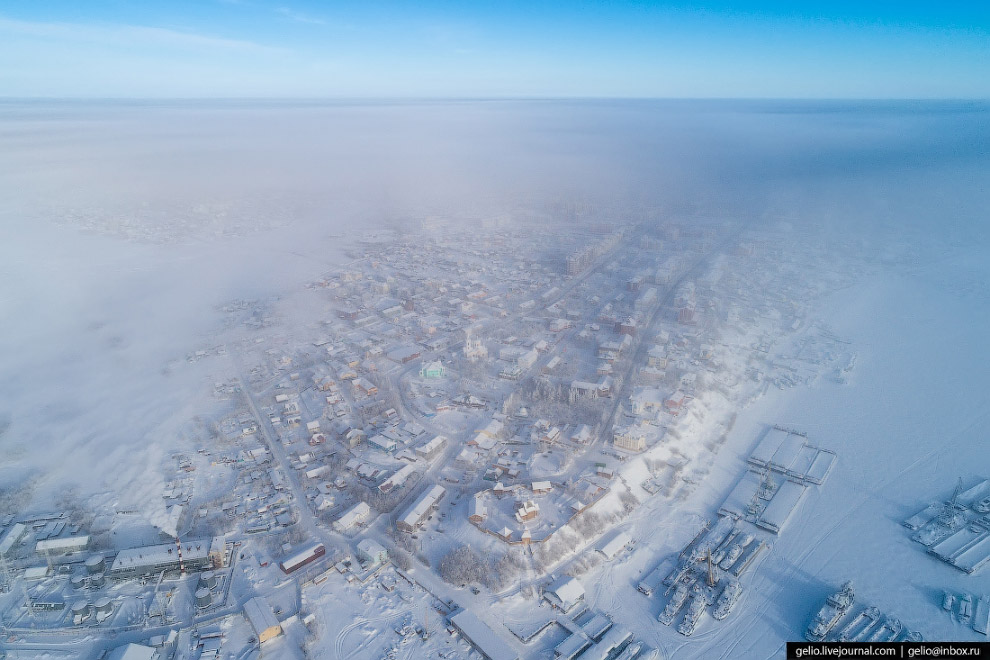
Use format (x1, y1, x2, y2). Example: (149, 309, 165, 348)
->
(4, 186, 989, 660)
(2, 3, 990, 649)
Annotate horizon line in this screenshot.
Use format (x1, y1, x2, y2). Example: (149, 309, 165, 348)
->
(1, 96, 988, 103)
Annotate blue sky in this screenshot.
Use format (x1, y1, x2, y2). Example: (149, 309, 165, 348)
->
(0, 1, 987, 98)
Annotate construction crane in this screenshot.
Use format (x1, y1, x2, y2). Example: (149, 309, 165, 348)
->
(951, 477, 965, 508)
(937, 478, 966, 527)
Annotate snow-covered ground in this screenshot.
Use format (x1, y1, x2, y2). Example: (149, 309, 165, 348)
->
(561, 240, 990, 659)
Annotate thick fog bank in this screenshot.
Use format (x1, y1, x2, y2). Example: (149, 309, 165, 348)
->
(0, 99, 986, 514)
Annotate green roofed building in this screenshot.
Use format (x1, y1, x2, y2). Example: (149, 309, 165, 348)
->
(420, 360, 444, 379)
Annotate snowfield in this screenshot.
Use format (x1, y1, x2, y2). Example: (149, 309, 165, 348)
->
(606, 247, 990, 658)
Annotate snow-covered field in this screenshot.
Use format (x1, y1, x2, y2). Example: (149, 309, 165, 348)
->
(565, 240, 990, 659)
(701, 248, 990, 656)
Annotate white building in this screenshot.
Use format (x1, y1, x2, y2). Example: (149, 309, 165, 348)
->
(532, 481, 553, 495)
(109, 541, 211, 577)
(368, 434, 397, 453)
(378, 464, 416, 493)
(517, 348, 539, 370)
(244, 597, 282, 643)
(449, 609, 520, 660)
(107, 644, 159, 660)
(396, 485, 445, 532)
(544, 576, 585, 612)
(598, 531, 632, 560)
(464, 328, 488, 361)
(356, 539, 389, 566)
(334, 501, 372, 532)
(306, 465, 330, 479)
(36, 535, 90, 555)
(415, 435, 446, 460)
(613, 425, 647, 452)
(0, 523, 27, 557)
(476, 419, 505, 439)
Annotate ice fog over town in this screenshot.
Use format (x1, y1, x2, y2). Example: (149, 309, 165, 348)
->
(0, 99, 988, 660)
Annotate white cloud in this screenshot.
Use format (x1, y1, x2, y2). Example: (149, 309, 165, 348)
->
(0, 14, 283, 54)
(275, 7, 326, 26)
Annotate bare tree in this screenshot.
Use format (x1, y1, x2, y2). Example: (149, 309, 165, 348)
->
(438, 544, 486, 586)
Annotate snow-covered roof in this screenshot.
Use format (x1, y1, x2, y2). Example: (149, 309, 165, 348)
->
(598, 531, 632, 560)
(449, 610, 520, 660)
(398, 485, 445, 529)
(474, 436, 497, 451)
(580, 613, 613, 639)
(457, 447, 482, 463)
(36, 535, 89, 553)
(571, 425, 592, 442)
(417, 435, 446, 455)
(110, 541, 209, 573)
(107, 643, 157, 660)
(357, 538, 387, 560)
(631, 387, 665, 404)
(379, 464, 416, 492)
(244, 597, 280, 638)
(23, 565, 50, 580)
(280, 543, 324, 572)
(554, 633, 591, 659)
(387, 345, 420, 361)
(0, 523, 26, 555)
(758, 480, 807, 533)
(335, 501, 371, 528)
(477, 419, 504, 437)
(582, 625, 632, 660)
(547, 576, 585, 609)
(368, 434, 397, 450)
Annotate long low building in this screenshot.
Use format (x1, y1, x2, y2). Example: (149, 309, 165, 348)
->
(598, 531, 632, 561)
(379, 464, 416, 493)
(109, 541, 211, 577)
(449, 609, 520, 660)
(415, 435, 446, 460)
(397, 485, 445, 532)
(717, 469, 765, 519)
(755, 480, 807, 534)
(279, 543, 326, 574)
(554, 632, 591, 660)
(579, 625, 632, 660)
(747, 427, 836, 485)
(244, 597, 282, 643)
(928, 527, 990, 574)
(0, 523, 27, 557)
(334, 501, 371, 532)
(36, 535, 90, 555)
